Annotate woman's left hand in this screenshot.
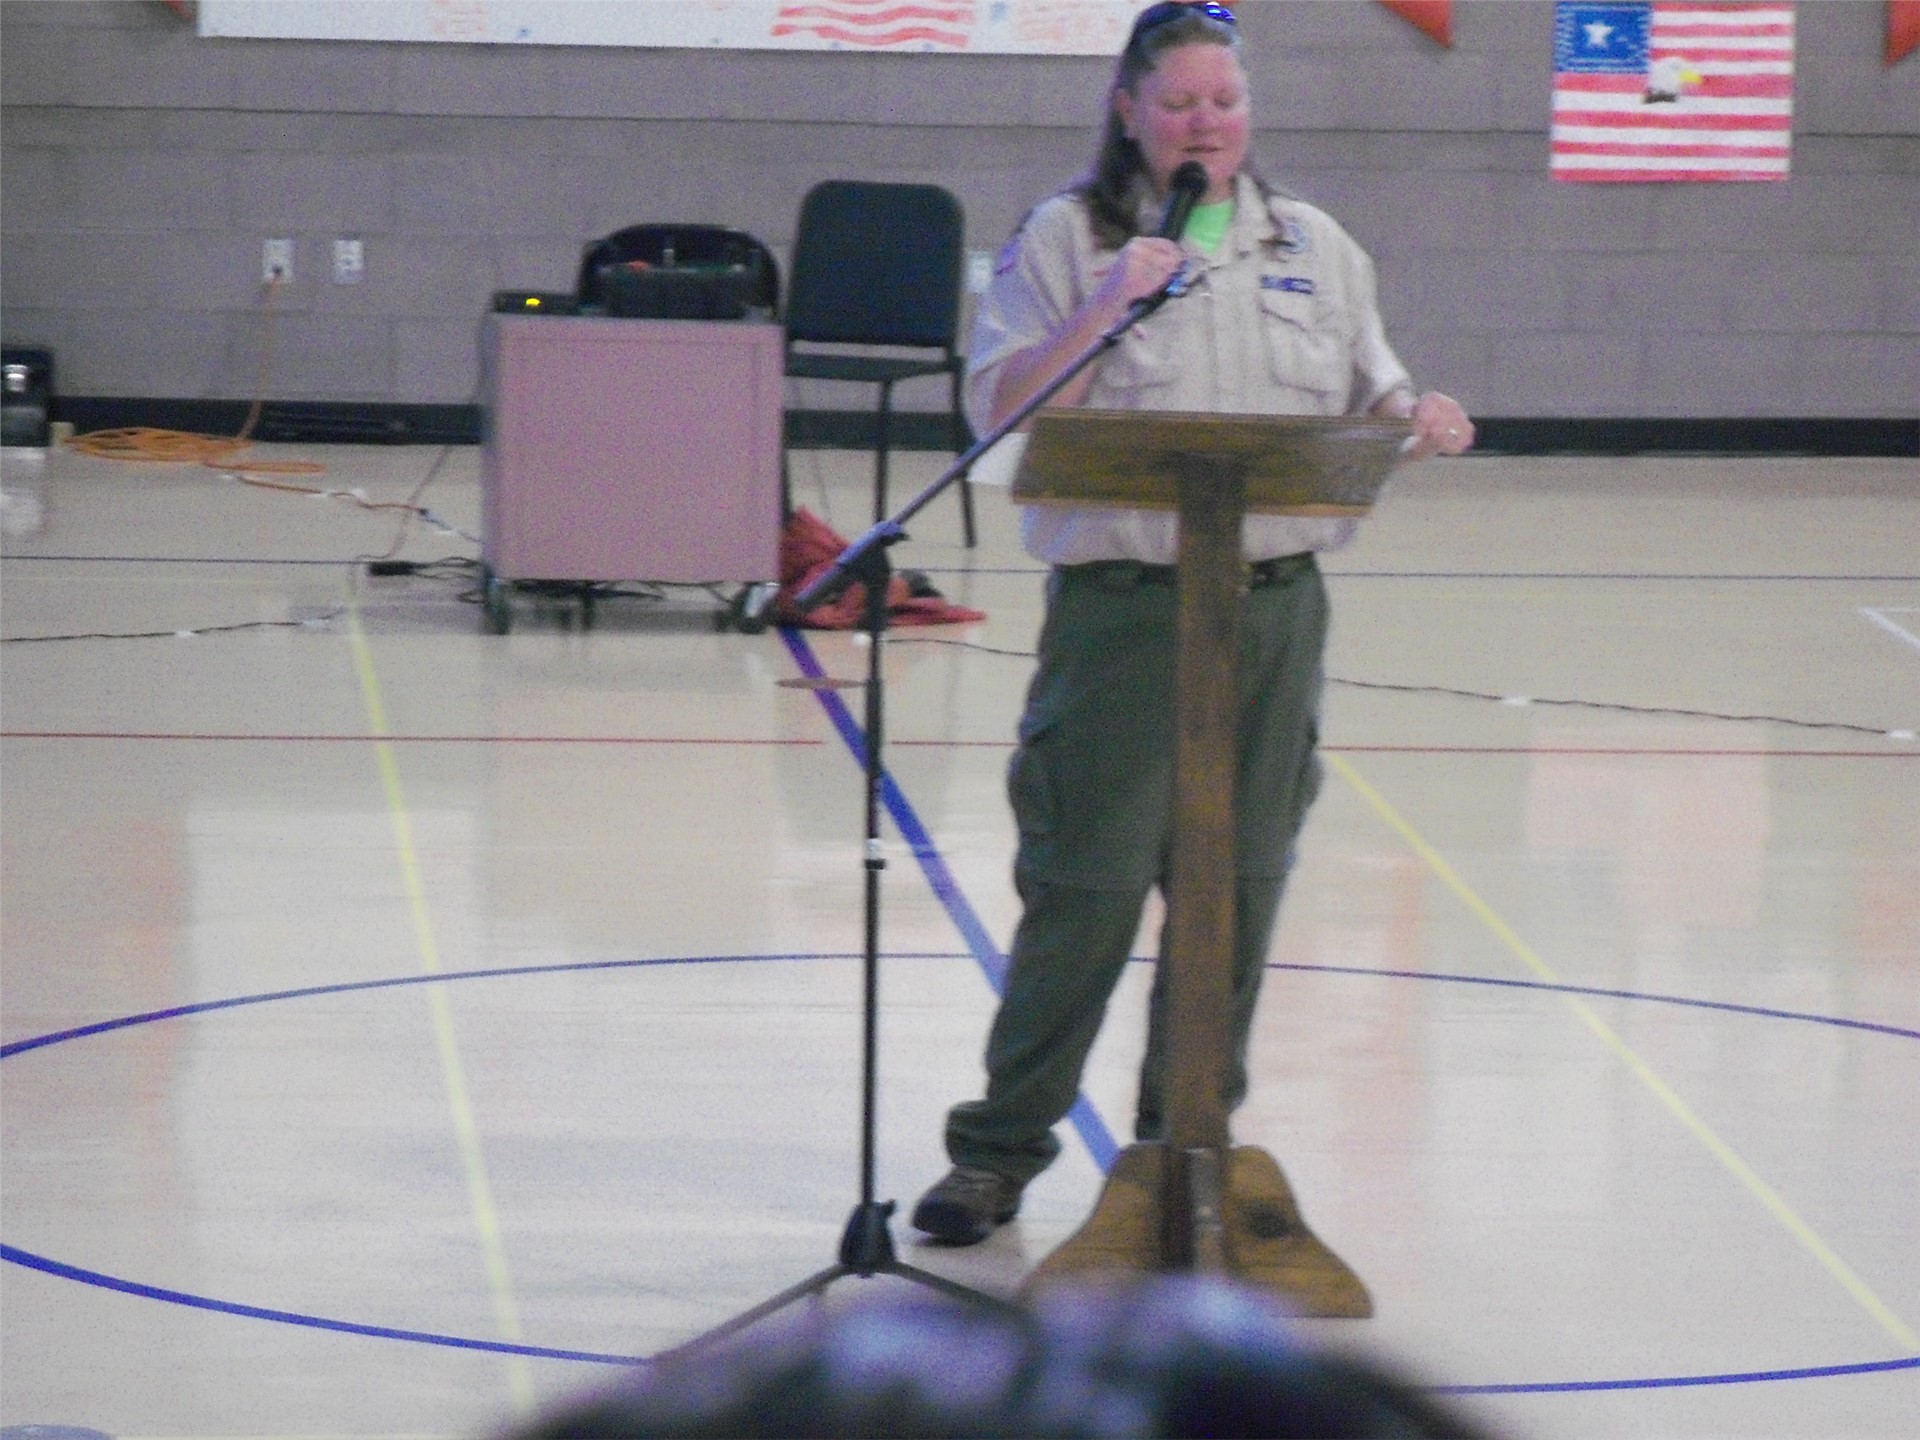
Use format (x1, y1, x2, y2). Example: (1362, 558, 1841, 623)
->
(1405, 391, 1474, 459)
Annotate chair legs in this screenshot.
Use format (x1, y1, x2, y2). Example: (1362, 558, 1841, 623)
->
(874, 380, 895, 526)
(818, 373, 976, 546)
(779, 410, 796, 526)
(951, 368, 977, 549)
(870, 375, 977, 547)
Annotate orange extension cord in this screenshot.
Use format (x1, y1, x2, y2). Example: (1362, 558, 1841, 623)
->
(61, 273, 420, 520)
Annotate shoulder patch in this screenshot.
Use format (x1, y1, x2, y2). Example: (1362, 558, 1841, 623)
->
(995, 199, 1058, 274)
(1273, 217, 1311, 256)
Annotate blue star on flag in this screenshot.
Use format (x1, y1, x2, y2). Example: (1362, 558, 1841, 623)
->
(1555, 2, 1651, 73)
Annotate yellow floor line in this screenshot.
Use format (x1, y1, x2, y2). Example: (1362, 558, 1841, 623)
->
(348, 610, 537, 1413)
(1326, 752, 1920, 1353)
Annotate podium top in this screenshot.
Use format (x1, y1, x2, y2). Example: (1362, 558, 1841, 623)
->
(1010, 409, 1412, 517)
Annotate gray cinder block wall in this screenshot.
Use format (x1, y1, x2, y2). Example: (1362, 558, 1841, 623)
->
(1, 0, 1915, 420)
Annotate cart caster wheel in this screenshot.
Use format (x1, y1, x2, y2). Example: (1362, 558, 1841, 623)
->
(730, 580, 779, 635)
(483, 569, 512, 635)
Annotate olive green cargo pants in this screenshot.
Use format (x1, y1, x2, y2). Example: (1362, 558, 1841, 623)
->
(944, 554, 1329, 1183)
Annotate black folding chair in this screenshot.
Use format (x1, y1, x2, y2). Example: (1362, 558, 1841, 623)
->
(783, 181, 976, 546)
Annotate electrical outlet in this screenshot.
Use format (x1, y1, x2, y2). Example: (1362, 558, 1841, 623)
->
(332, 238, 364, 285)
(263, 238, 293, 284)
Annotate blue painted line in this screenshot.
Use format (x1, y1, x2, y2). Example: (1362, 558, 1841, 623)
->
(777, 631, 1007, 968)
(8, 955, 1909, 1067)
(0, 1242, 644, 1367)
(1267, 964, 1920, 1043)
(1436, 1354, 1920, 1397)
(779, 626, 1114, 1163)
(4, 952, 1917, 1387)
(10, 612, 1919, 1387)
(8, 1220, 1916, 1390)
(0, 952, 850, 1061)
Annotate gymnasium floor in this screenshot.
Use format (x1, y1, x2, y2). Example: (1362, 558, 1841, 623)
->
(2, 435, 1916, 1439)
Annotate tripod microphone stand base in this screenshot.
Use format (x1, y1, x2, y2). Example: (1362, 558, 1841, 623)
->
(653, 537, 1008, 1365)
(653, 1202, 1012, 1365)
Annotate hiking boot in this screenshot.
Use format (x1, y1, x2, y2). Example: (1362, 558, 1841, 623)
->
(910, 1166, 1024, 1246)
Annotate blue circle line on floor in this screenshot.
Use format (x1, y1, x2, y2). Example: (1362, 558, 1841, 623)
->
(7, 633, 1916, 1391)
(5, 954, 1914, 1063)
(3, 950, 1916, 1392)
(0, 1241, 646, 1368)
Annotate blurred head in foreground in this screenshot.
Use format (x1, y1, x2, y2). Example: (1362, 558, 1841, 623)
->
(505, 1274, 1493, 1439)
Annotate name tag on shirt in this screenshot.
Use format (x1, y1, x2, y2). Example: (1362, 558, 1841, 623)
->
(1261, 275, 1316, 296)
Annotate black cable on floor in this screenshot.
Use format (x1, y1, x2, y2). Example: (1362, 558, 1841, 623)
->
(887, 635, 1916, 740)
(2, 611, 344, 644)
(6, 612, 1910, 742)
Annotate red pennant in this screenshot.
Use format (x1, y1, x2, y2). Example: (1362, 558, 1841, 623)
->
(1376, 0, 1453, 48)
(1891, 1, 1920, 64)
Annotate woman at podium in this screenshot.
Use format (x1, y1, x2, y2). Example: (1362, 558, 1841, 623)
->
(913, 0, 1473, 1246)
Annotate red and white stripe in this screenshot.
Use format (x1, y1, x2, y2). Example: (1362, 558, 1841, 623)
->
(1553, 3, 1794, 183)
(771, 1, 976, 50)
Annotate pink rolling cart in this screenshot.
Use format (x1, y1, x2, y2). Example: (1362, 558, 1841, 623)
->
(480, 313, 785, 633)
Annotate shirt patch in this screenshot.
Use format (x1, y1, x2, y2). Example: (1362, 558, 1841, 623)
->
(1272, 218, 1310, 256)
(997, 204, 1044, 275)
(1262, 275, 1315, 295)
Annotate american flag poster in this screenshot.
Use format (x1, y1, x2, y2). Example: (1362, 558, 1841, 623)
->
(772, 1, 982, 48)
(1550, 2, 1795, 182)
(771, 1, 1142, 51)
(199, 1, 1144, 54)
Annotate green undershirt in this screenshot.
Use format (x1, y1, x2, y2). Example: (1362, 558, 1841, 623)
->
(1182, 198, 1234, 253)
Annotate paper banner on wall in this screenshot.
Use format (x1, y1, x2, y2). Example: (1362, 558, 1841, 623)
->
(198, 0, 1147, 53)
(1375, 0, 1454, 47)
(1891, 0, 1920, 63)
(1550, 2, 1794, 182)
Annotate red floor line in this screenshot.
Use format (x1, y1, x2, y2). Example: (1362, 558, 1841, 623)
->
(1, 730, 1911, 759)
(0, 731, 825, 746)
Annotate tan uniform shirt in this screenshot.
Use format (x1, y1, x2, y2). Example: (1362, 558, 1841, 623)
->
(966, 173, 1415, 566)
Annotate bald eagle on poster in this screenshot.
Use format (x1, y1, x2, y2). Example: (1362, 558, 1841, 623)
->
(1645, 56, 1704, 102)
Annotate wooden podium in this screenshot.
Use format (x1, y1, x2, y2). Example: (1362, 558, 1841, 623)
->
(1010, 409, 1410, 1318)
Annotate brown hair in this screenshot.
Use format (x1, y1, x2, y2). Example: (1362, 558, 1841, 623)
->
(1075, 7, 1241, 250)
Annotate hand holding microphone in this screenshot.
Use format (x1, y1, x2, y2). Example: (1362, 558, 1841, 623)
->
(1096, 161, 1211, 319)
(984, 163, 1213, 425)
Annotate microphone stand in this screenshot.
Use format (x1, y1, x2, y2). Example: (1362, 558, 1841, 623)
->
(654, 272, 1192, 1361)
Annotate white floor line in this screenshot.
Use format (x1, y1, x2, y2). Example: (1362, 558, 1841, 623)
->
(1860, 605, 1920, 653)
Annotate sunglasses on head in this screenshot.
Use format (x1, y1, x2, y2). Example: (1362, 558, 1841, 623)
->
(1130, 1, 1236, 39)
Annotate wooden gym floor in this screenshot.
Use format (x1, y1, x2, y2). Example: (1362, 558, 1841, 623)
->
(2, 437, 1916, 1438)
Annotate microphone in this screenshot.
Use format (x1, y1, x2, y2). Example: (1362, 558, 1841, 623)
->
(1130, 161, 1209, 312)
(1155, 160, 1210, 240)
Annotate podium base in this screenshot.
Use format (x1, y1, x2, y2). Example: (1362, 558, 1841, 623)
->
(1020, 1143, 1373, 1318)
